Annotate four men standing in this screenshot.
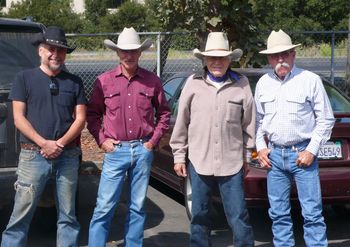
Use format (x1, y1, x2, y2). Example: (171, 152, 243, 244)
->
(0, 24, 337, 246)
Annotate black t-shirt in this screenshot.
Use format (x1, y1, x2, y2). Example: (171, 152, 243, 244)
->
(9, 67, 87, 143)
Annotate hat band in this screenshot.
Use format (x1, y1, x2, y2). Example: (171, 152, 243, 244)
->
(205, 48, 230, 52)
(45, 39, 68, 46)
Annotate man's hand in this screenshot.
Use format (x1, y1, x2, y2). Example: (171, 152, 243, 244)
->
(143, 141, 154, 151)
(101, 138, 120, 152)
(296, 150, 315, 167)
(40, 140, 63, 159)
(174, 163, 187, 177)
(258, 148, 272, 169)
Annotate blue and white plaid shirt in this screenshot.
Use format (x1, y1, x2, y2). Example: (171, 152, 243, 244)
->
(255, 66, 335, 155)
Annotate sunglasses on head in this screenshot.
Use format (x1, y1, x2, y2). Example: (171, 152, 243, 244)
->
(49, 77, 59, 95)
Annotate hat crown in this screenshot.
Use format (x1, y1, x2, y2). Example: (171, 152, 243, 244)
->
(259, 29, 301, 54)
(267, 29, 292, 49)
(44, 26, 68, 45)
(117, 27, 141, 49)
(103, 27, 152, 52)
(204, 32, 230, 52)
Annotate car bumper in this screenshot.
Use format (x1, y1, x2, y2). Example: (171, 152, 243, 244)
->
(243, 166, 350, 206)
(0, 167, 56, 208)
(0, 167, 17, 208)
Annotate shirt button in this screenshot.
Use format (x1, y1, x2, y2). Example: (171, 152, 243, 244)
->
(129, 118, 132, 121)
(128, 93, 131, 96)
(128, 105, 131, 108)
(129, 130, 132, 133)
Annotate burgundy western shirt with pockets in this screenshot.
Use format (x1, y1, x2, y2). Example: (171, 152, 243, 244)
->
(87, 65, 171, 147)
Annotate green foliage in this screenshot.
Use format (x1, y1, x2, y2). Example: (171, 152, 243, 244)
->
(319, 43, 331, 57)
(146, 0, 265, 67)
(5, 0, 83, 33)
(99, 1, 158, 32)
(170, 31, 199, 50)
(84, 0, 109, 28)
(251, 0, 349, 31)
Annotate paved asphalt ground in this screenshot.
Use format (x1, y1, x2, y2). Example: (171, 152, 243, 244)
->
(1, 173, 350, 246)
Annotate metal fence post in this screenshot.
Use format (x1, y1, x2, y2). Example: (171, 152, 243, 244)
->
(330, 31, 335, 84)
(156, 32, 161, 78)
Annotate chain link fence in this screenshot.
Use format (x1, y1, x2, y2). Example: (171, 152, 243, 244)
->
(66, 31, 350, 98)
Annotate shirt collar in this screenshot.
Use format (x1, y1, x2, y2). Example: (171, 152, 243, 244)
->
(272, 65, 297, 82)
(114, 65, 145, 79)
(193, 68, 241, 83)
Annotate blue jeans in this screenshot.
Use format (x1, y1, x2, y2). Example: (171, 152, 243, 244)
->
(1, 148, 80, 247)
(267, 141, 327, 247)
(88, 140, 153, 247)
(189, 163, 254, 247)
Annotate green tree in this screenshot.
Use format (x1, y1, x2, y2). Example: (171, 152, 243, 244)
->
(251, 0, 350, 31)
(146, 0, 264, 67)
(5, 0, 83, 33)
(99, 1, 157, 33)
(84, 0, 108, 24)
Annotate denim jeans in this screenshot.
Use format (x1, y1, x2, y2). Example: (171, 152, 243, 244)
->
(267, 141, 327, 247)
(88, 140, 153, 247)
(1, 148, 80, 247)
(189, 163, 254, 247)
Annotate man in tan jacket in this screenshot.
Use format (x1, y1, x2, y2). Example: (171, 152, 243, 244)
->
(170, 32, 255, 247)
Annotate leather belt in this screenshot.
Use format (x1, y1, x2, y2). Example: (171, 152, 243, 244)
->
(20, 143, 41, 151)
(20, 142, 77, 151)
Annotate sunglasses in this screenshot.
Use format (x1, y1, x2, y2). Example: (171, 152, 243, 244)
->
(49, 77, 59, 95)
(269, 50, 294, 59)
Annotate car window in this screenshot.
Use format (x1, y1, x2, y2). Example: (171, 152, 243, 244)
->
(163, 77, 185, 101)
(247, 75, 259, 94)
(0, 31, 40, 90)
(324, 84, 350, 113)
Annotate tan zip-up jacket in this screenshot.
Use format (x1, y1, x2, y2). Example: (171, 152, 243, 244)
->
(170, 70, 256, 176)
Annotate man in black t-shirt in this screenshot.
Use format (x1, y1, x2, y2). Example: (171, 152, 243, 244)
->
(1, 26, 87, 247)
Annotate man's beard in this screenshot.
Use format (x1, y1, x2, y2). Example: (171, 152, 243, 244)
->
(48, 63, 63, 72)
(42, 58, 63, 72)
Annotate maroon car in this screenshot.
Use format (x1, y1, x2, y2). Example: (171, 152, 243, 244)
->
(151, 69, 350, 219)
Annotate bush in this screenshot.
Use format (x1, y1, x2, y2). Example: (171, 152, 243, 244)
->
(170, 32, 199, 50)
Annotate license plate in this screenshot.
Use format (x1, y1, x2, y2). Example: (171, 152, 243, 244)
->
(318, 141, 342, 159)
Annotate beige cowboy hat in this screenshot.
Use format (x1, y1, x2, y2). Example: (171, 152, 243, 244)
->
(260, 29, 301, 54)
(193, 32, 243, 61)
(104, 27, 152, 51)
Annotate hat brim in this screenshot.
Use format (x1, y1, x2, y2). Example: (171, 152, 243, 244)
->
(193, 48, 243, 62)
(104, 38, 152, 52)
(259, 44, 301, 54)
(31, 33, 76, 54)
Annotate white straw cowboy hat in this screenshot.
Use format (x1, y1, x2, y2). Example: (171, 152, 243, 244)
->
(193, 32, 243, 61)
(259, 29, 301, 54)
(104, 27, 152, 51)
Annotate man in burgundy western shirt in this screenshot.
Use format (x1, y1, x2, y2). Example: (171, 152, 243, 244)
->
(87, 27, 170, 247)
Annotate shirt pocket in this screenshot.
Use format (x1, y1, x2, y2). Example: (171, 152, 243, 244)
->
(226, 100, 242, 123)
(259, 95, 276, 114)
(286, 95, 308, 115)
(137, 88, 154, 110)
(58, 91, 74, 106)
(104, 90, 121, 111)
